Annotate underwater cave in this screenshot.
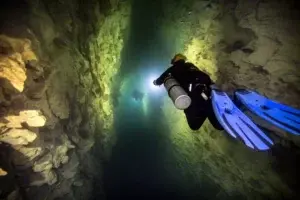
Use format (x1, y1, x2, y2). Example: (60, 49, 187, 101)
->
(0, 0, 300, 199)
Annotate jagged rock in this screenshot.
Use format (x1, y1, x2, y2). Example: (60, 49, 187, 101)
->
(48, 179, 74, 200)
(0, 35, 38, 94)
(230, 50, 247, 66)
(26, 81, 48, 100)
(221, 14, 256, 51)
(12, 146, 43, 167)
(21, 39, 38, 63)
(42, 132, 74, 169)
(0, 0, 130, 199)
(59, 152, 79, 179)
(0, 35, 38, 62)
(0, 52, 27, 92)
(26, 67, 56, 100)
(52, 145, 69, 168)
(4, 110, 46, 128)
(76, 137, 95, 154)
(33, 153, 53, 172)
(0, 128, 37, 145)
(47, 77, 70, 119)
(0, 167, 7, 176)
(29, 169, 57, 186)
(245, 36, 280, 66)
(24, 97, 59, 129)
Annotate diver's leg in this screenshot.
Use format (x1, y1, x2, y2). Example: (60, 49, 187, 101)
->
(207, 101, 224, 130)
(184, 103, 207, 130)
(185, 113, 207, 130)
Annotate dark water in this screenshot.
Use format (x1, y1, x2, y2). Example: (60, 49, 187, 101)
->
(100, 0, 224, 199)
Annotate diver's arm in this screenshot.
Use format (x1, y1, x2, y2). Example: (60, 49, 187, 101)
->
(155, 67, 172, 86)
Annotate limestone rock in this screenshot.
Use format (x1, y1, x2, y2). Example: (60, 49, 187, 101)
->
(245, 36, 280, 66)
(0, 128, 37, 145)
(76, 136, 95, 154)
(12, 146, 43, 167)
(47, 77, 70, 119)
(24, 97, 58, 129)
(21, 39, 38, 63)
(26, 67, 56, 100)
(48, 179, 73, 200)
(59, 152, 79, 179)
(230, 50, 247, 66)
(41, 132, 74, 169)
(52, 145, 69, 168)
(221, 14, 256, 51)
(0, 35, 37, 62)
(0, 53, 27, 92)
(33, 153, 53, 172)
(29, 169, 57, 186)
(26, 81, 48, 100)
(4, 110, 46, 128)
(0, 35, 38, 94)
(0, 167, 7, 176)
(0, 87, 10, 106)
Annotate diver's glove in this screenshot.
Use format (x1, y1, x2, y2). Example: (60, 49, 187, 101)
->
(153, 80, 158, 86)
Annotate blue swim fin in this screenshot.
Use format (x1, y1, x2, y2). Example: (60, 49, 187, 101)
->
(235, 89, 300, 135)
(212, 90, 274, 151)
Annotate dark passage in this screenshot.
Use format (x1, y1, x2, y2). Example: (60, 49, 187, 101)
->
(102, 0, 223, 199)
(103, 0, 181, 198)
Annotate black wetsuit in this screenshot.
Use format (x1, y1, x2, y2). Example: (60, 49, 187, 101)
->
(155, 60, 223, 131)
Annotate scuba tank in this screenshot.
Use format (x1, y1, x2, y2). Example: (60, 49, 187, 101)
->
(164, 76, 192, 110)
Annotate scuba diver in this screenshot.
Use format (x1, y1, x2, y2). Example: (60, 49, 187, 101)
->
(152, 54, 300, 151)
(153, 54, 223, 131)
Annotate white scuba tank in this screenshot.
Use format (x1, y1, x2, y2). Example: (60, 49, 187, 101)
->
(164, 76, 192, 110)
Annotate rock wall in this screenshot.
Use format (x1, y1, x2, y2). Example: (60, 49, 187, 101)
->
(160, 0, 300, 199)
(0, 0, 130, 199)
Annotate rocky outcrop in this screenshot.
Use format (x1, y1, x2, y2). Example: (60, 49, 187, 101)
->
(0, 0, 130, 199)
(160, 0, 300, 199)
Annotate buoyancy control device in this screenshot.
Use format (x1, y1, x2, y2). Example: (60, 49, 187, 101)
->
(164, 76, 192, 110)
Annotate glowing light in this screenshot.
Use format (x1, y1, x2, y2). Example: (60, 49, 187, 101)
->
(148, 75, 160, 91)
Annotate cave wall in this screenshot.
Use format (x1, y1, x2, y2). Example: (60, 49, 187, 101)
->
(160, 0, 300, 199)
(0, 0, 130, 199)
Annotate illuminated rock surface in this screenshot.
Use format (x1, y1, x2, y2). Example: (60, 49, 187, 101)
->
(0, 0, 300, 200)
(0, 0, 130, 199)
